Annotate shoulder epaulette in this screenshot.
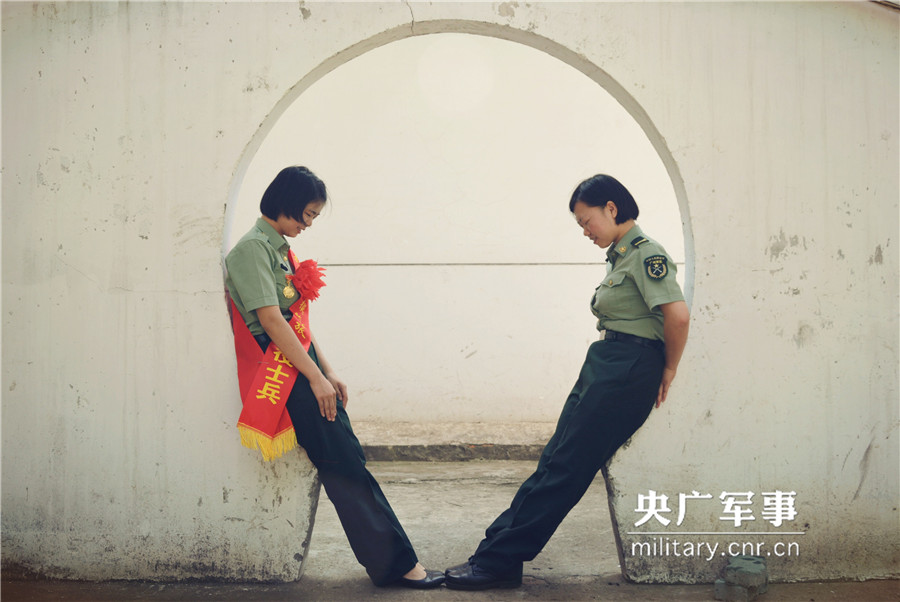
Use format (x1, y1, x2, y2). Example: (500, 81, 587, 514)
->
(631, 236, 649, 247)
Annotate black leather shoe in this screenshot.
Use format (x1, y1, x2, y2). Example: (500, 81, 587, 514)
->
(444, 562, 522, 591)
(444, 561, 472, 578)
(396, 569, 446, 589)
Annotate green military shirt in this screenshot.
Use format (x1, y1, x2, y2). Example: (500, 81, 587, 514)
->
(225, 218, 296, 336)
(591, 224, 684, 341)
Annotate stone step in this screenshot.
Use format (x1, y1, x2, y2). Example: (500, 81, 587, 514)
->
(353, 420, 555, 461)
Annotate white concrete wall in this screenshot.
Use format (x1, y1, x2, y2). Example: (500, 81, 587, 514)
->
(2, 1, 897, 584)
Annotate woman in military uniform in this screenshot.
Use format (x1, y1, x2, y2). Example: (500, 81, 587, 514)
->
(225, 166, 444, 589)
(445, 174, 690, 590)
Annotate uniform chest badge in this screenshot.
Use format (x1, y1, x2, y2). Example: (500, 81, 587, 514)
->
(644, 255, 669, 280)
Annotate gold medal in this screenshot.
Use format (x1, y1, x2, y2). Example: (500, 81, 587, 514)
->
(283, 285, 296, 299)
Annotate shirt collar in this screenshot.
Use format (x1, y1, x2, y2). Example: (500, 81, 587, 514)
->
(606, 223, 644, 263)
(255, 217, 289, 253)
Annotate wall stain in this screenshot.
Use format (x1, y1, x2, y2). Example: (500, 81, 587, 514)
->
(852, 436, 874, 501)
(868, 245, 883, 265)
(243, 75, 271, 93)
(767, 229, 806, 261)
(792, 322, 815, 348)
(498, 2, 518, 18)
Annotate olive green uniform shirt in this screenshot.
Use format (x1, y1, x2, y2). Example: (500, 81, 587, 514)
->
(591, 224, 684, 341)
(225, 218, 296, 336)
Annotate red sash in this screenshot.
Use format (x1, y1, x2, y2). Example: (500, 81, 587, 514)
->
(230, 252, 325, 461)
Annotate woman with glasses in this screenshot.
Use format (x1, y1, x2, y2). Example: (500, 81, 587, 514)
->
(225, 166, 444, 589)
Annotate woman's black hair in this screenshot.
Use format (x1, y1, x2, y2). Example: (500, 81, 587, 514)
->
(259, 166, 327, 221)
(568, 174, 639, 224)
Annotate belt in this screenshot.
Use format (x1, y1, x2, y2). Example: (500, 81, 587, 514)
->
(599, 329, 665, 352)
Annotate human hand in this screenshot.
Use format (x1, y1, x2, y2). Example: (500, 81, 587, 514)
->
(326, 372, 349, 410)
(657, 367, 677, 407)
(311, 374, 338, 421)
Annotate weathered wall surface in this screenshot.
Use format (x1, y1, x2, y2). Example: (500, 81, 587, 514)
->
(2, 1, 897, 583)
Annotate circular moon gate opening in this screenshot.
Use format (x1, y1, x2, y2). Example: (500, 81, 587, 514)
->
(225, 31, 688, 425)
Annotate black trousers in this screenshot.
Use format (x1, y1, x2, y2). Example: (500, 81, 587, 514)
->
(279, 343, 418, 586)
(471, 339, 664, 575)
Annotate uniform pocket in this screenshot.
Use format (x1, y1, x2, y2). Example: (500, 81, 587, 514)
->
(599, 271, 628, 289)
(592, 271, 632, 318)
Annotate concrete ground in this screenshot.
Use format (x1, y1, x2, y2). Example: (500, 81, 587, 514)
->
(3, 424, 899, 601)
(4, 459, 898, 601)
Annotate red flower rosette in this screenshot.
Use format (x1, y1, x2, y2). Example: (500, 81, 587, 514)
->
(287, 259, 326, 301)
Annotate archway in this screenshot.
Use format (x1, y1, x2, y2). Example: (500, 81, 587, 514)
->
(224, 26, 691, 426)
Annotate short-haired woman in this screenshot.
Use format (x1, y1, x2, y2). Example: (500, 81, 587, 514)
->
(445, 174, 690, 590)
(225, 166, 444, 589)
